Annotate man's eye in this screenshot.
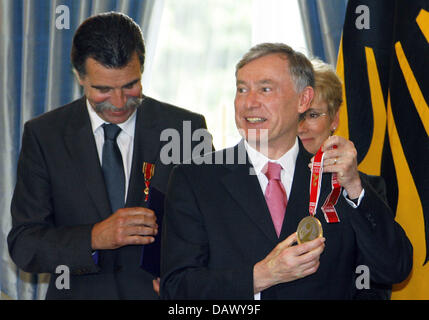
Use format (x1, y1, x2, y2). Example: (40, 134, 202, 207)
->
(309, 112, 320, 119)
(98, 88, 110, 93)
(262, 87, 271, 92)
(237, 87, 247, 93)
(123, 83, 135, 89)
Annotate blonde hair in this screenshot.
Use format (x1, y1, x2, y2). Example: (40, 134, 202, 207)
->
(311, 59, 343, 118)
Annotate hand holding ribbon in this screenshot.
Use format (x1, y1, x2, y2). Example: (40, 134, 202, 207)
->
(317, 135, 363, 200)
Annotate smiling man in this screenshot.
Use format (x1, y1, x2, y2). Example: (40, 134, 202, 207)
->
(8, 12, 209, 300)
(160, 43, 412, 299)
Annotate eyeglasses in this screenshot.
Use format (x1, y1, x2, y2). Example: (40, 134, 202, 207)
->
(299, 111, 328, 123)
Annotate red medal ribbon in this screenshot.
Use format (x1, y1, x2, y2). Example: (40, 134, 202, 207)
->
(309, 148, 324, 216)
(309, 146, 341, 223)
(142, 162, 155, 202)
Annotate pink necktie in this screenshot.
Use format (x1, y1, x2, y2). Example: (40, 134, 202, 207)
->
(264, 162, 287, 237)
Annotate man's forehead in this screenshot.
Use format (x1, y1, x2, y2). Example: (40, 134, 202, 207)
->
(84, 57, 137, 71)
(83, 52, 142, 72)
(79, 56, 142, 89)
(236, 56, 292, 85)
(237, 54, 289, 75)
(85, 56, 108, 68)
(242, 53, 289, 68)
(236, 78, 276, 85)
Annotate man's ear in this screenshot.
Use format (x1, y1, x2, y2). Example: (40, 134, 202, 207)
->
(298, 86, 314, 114)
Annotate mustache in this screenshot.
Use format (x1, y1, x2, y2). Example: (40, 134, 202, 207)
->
(94, 96, 143, 113)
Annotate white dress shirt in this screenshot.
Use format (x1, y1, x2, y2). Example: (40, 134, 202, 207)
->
(245, 138, 299, 300)
(245, 138, 299, 200)
(86, 100, 136, 201)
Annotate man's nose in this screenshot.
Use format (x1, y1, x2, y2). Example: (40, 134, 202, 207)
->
(298, 119, 308, 134)
(110, 89, 127, 108)
(244, 90, 261, 109)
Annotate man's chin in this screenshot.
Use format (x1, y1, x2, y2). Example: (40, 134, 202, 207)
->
(100, 109, 134, 124)
(238, 128, 269, 145)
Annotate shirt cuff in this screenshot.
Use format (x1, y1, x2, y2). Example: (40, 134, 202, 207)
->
(254, 292, 261, 300)
(91, 250, 99, 265)
(343, 188, 365, 208)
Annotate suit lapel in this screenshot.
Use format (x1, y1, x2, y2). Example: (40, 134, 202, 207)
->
(63, 98, 111, 220)
(125, 99, 161, 208)
(280, 141, 313, 239)
(221, 142, 279, 244)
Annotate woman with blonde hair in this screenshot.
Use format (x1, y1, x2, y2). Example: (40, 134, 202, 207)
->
(298, 59, 392, 300)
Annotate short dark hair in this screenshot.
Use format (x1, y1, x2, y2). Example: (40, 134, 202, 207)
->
(236, 43, 314, 92)
(71, 12, 145, 76)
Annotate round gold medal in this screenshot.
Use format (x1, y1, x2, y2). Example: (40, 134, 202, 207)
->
(297, 216, 323, 244)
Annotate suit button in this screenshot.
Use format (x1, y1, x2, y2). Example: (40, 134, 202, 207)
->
(114, 265, 122, 272)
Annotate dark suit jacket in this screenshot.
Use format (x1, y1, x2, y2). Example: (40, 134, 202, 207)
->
(160, 140, 413, 299)
(8, 96, 209, 299)
(353, 174, 392, 300)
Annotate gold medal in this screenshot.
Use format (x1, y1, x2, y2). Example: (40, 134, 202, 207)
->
(142, 162, 155, 202)
(297, 216, 323, 244)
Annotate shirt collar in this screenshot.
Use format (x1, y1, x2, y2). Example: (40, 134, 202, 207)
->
(86, 99, 137, 138)
(244, 137, 299, 175)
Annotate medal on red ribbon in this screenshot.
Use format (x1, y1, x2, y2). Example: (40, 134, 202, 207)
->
(310, 146, 341, 223)
(142, 162, 155, 202)
(309, 148, 324, 216)
(297, 146, 341, 243)
(321, 171, 341, 223)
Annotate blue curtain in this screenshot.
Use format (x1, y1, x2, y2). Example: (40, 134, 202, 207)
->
(298, 0, 348, 65)
(0, 0, 161, 300)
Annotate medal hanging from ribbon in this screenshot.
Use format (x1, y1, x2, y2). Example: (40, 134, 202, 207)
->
(142, 162, 155, 202)
(309, 146, 341, 223)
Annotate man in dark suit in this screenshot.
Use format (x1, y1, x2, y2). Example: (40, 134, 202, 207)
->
(7, 12, 210, 299)
(160, 43, 412, 299)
